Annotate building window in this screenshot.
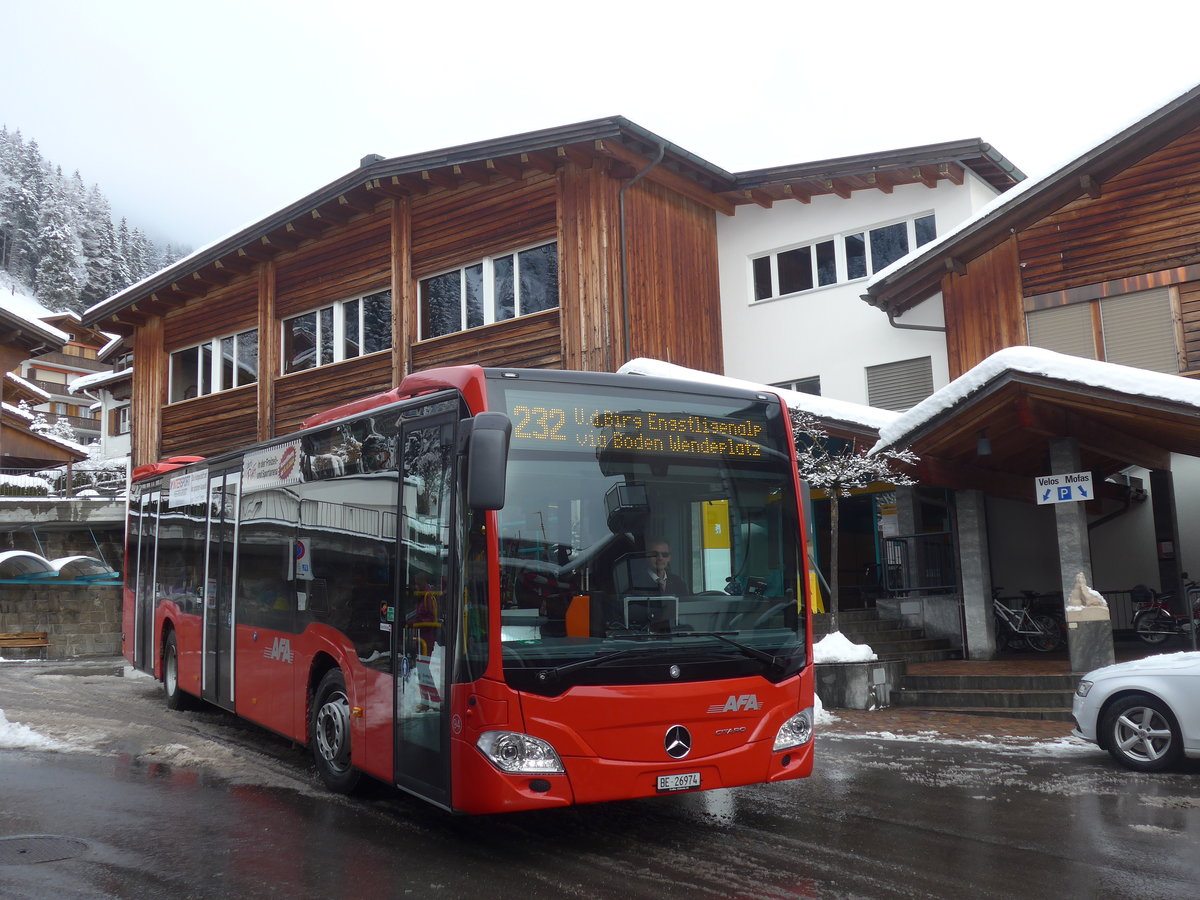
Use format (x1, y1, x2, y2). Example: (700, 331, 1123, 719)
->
(753, 214, 936, 302)
(419, 242, 558, 340)
(113, 406, 131, 436)
(282, 289, 392, 375)
(1026, 288, 1179, 374)
(170, 328, 259, 403)
(866, 357, 934, 411)
(772, 377, 821, 396)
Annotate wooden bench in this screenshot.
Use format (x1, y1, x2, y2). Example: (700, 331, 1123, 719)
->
(0, 632, 49, 649)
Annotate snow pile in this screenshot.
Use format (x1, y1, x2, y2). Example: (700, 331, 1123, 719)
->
(813, 630, 878, 663)
(0, 708, 68, 751)
(813, 691, 838, 726)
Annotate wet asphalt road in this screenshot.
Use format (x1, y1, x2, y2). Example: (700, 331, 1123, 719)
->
(2, 660, 1199, 899)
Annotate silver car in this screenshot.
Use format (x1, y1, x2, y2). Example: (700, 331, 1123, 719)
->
(1072, 652, 1200, 771)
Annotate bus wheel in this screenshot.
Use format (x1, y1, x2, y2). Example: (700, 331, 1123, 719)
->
(311, 669, 361, 793)
(163, 631, 193, 711)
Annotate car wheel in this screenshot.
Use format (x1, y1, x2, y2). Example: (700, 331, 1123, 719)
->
(310, 668, 361, 793)
(1101, 693, 1182, 772)
(163, 631, 194, 711)
(1133, 609, 1172, 645)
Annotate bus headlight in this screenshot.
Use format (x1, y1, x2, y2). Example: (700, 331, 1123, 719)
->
(476, 731, 565, 774)
(773, 709, 814, 751)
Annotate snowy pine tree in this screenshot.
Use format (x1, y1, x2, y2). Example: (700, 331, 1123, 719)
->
(34, 179, 84, 307)
(792, 410, 918, 634)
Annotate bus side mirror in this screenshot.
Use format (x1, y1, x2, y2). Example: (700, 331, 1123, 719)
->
(465, 412, 512, 510)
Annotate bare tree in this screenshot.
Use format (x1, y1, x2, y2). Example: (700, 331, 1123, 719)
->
(791, 410, 917, 634)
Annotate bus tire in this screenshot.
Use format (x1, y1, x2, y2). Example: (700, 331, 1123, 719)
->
(310, 668, 361, 794)
(162, 631, 194, 711)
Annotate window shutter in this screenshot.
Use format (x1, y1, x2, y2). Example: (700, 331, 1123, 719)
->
(866, 357, 934, 411)
(1026, 304, 1096, 359)
(1100, 289, 1178, 374)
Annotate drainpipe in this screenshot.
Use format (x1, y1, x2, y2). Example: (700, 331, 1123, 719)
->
(618, 142, 667, 365)
(886, 308, 946, 333)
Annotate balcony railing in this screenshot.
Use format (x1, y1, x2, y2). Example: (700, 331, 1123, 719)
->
(0, 463, 128, 498)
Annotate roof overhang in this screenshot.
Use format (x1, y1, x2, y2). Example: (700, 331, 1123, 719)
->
(876, 367, 1200, 503)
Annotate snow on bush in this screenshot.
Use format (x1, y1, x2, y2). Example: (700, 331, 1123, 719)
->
(813, 630, 878, 663)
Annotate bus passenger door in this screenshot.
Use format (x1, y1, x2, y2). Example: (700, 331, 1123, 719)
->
(203, 469, 240, 711)
(132, 490, 160, 671)
(394, 411, 457, 806)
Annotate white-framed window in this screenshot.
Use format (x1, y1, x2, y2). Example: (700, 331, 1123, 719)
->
(169, 328, 259, 403)
(866, 356, 934, 412)
(1026, 288, 1179, 374)
(752, 214, 936, 302)
(115, 405, 131, 435)
(282, 289, 392, 375)
(418, 241, 558, 340)
(772, 376, 821, 396)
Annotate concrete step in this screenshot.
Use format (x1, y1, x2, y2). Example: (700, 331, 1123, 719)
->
(892, 688, 1077, 710)
(902, 673, 1078, 691)
(907, 706, 1075, 723)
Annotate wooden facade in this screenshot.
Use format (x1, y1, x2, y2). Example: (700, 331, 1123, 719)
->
(83, 122, 742, 466)
(935, 121, 1200, 378)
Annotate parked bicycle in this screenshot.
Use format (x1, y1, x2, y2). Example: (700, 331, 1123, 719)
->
(993, 589, 1064, 653)
(1131, 578, 1200, 646)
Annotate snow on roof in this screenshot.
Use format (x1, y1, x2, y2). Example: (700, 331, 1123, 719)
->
(1, 288, 70, 344)
(873, 346, 1200, 452)
(865, 79, 1200, 296)
(69, 367, 132, 393)
(617, 358, 899, 431)
(0, 401, 89, 455)
(5, 371, 51, 401)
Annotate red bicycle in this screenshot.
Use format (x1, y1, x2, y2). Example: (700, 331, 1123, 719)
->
(1131, 579, 1200, 646)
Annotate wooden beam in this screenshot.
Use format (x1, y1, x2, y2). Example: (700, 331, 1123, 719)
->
(744, 189, 773, 209)
(595, 140, 734, 215)
(485, 157, 524, 181)
(1019, 397, 1171, 471)
(420, 168, 459, 190)
(914, 166, 938, 189)
(938, 162, 965, 186)
(556, 145, 593, 169)
(945, 257, 967, 276)
(1080, 173, 1102, 199)
(454, 163, 494, 186)
(917, 456, 1034, 503)
(521, 150, 559, 175)
(336, 192, 376, 216)
(260, 231, 302, 253)
(782, 183, 812, 204)
(865, 172, 893, 194)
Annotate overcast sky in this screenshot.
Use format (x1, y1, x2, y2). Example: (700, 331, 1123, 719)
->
(5, 1, 1198, 250)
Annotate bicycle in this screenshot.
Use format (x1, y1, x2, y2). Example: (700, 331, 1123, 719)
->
(1131, 579, 1200, 646)
(992, 589, 1063, 653)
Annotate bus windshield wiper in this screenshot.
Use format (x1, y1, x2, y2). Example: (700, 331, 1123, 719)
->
(664, 631, 782, 667)
(534, 647, 645, 683)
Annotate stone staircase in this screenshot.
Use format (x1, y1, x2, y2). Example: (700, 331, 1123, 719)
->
(813, 607, 960, 665)
(889, 668, 1077, 721)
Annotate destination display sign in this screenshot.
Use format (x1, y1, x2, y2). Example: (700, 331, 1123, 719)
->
(501, 388, 783, 462)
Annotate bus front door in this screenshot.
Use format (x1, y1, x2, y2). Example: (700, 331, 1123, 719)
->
(394, 411, 457, 807)
(132, 490, 160, 671)
(202, 469, 240, 711)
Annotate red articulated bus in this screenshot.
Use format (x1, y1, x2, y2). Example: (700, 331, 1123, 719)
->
(124, 365, 814, 813)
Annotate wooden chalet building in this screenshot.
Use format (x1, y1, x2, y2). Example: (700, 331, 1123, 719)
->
(82, 117, 999, 469)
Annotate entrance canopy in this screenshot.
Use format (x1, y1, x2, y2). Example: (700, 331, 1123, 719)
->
(872, 347, 1200, 502)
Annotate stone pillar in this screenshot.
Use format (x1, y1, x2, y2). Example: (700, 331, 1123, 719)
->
(1049, 438, 1092, 601)
(1149, 468, 1184, 602)
(955, 489, 995, 659)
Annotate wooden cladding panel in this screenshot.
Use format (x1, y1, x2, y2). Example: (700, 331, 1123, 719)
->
(272, 353, 393, 436)
(162, 280, 258, 351)
(160, 386, 258, 459)
(1019, 126, 1200, 296)
(131, 318, 165, 468)
(410, 176, 557, 277)
(943, 236, 1026, 377)
(559, 161, 621, 372)
(1179, 280, 1200, 372)
(622, 179, 722, 372)
(275, 212, 392, 318)
(411, 310, 562, 371)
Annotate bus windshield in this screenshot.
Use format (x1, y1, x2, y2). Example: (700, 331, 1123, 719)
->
(488, 376, 806, 695)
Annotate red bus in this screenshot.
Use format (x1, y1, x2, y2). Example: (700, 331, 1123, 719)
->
(125, 365, 814, 813)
